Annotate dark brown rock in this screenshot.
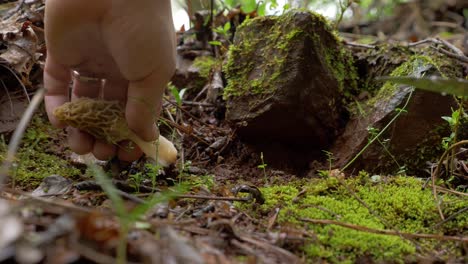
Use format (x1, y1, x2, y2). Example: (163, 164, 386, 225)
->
(331, 56, 461, 175)
(224, 11, 357, 165)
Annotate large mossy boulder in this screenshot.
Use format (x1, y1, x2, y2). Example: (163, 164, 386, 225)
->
(224, 11, 357, 162)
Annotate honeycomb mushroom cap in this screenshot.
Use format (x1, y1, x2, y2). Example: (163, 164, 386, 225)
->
(53, 97, 178, 166)
(53, 97, 130, 144)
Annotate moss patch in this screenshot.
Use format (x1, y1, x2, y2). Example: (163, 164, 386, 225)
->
(192, 56, 217, 79)
(0, 114, 81, 189)
(238, 174, 467, 263)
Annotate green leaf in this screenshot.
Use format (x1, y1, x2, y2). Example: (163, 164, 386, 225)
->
(179, 88, 187, 101)
(241, 0, 257, 13)
(169, 83, 182, 106)
(209, 40, 222, 46)
(269, 0, 278, 9)
(380, 76, 468, 97)
(223, 22, 231, 32)
(225, 0, 235, 8)
(257, 2, 267, 16)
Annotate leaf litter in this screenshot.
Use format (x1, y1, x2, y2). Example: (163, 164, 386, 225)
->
(0, 1, 466, 264)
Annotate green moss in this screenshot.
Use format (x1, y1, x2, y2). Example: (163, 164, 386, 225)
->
(239, 175, 467, 263)
(12, 149, 80, 188)
(192, 56, 217, 79)
(367, 55, 442, 108)
(0, 115, 81, 189)
(317, 30, 358, 98)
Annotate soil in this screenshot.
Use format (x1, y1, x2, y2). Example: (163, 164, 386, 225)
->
(0, 1, 467, 264)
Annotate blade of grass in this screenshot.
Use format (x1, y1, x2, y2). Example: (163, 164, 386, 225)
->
(379, 76, 468, 97)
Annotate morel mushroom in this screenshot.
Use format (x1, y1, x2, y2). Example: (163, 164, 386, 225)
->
(53, 97, 177, 167)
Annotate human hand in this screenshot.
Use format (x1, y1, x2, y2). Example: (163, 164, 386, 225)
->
(43, 0, 176, 161)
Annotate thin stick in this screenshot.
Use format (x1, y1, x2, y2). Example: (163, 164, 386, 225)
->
(433, 207, 468, 229)
(301, 218, 468, 242)
(344, 41, 376, 49)
(435, 185, 468, 197)
(0, 79, 14, 116)
(0, 64, 30, 102)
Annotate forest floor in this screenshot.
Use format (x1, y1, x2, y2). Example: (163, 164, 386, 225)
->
(0, 1, 467, 263)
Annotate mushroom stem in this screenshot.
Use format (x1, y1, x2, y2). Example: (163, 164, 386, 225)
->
(127, 133, 177, 167)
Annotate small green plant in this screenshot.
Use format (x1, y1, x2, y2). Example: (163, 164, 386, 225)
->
(335, 0, 353, 29)
(177, 160, 193, 183)
(322, 150, 335, 171)
(187, 174, 215, 189)
(367, 126, 404, 173)
(257, 152, 268, 184)
(168, 82, 186, 106)
(317, 169, 330, 178)
(441, 108, 464, 149)
(213, 21, 231, 37)
(128, 163, 163, 193)
(343, 88, 414, 171)
(129, 172, 143, 193)
(145, 163, 163, 192)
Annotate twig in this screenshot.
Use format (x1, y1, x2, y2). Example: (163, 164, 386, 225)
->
(0, 87, 45, 188)
(433, 207, 468, 229)
(435, 185, 468, 197)
(140, 193, 252, 202)
(163, 97, 228, 132)
(438, 38, 465, 56)
(434, 47, 468, 63)
(2, 188, 92, 214)
(344, 41, 376, 49)
(72, 242, 140, 264)
(0, 79, 14, 116)
(0, 63, 30, 102)
(166, 100, 214, 107)
(431, 140, 468, 221)
(407, 38, 434, 47)
(407, 38, 468, 63)
(159, 116, 210, 145)
(301, 218, 468, 242)
(238, 234, 301, 262)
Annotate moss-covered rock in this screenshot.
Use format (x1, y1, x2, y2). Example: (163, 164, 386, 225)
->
(330, 52, 464, 176)
(224, 10, 357, 157)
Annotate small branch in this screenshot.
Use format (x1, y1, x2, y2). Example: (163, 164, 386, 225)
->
(301, 218, 468, 242)
(407, 38, 468, 64)
(167, 100, 214, 107)
(434, 47, 468, 63)
(139, 193, 253, 202)
(344, 41, 376, 49)
(435, 185, 468, 197)
(0, 63, 31, 102)
(433, 207, 468, 229)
